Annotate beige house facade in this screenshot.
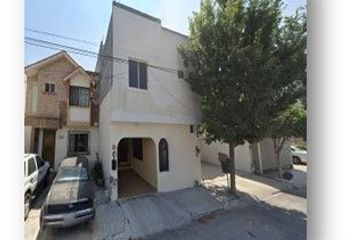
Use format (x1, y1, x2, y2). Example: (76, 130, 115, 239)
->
(24, 51, 99, 169)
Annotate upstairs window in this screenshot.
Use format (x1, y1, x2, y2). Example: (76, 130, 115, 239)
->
(129, 59, 147, 90)
(70, 86, 89, 107)
(45, 83, 55, 93)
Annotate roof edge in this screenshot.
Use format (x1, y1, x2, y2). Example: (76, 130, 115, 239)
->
(113, 1, 161, 24)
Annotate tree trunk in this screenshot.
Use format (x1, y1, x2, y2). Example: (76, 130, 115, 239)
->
(272, 138, 283, 178)
(229, 142, 236, 194)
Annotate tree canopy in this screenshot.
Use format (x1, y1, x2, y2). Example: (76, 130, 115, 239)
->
(180, 0, 306, 146)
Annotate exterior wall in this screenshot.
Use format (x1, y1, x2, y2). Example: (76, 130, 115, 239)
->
(67, 72, 92, 125)
(24, 126, 32, 153)
(68, 107, 90, 123)
(110, 122, 201, 193)
(98, 90, 113, 185)
(110, 4, 201, 125)
(54, 126, 98, 170)
(26, 58, 74, 119)
(200, 140, 252, 173)
(96, 16, 113, 104)
(260, 138, 292, 170)
(96, 3, 203, 199)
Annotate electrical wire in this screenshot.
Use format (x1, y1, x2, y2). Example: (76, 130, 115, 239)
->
(25, 36, 180, 74)
(25, 28, 99, 46)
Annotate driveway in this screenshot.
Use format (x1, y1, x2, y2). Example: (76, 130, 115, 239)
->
(201, 162, 307, 214)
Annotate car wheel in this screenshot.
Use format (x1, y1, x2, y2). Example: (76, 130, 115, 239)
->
(293, 156, 301, 164)
(25, 192, 31, 220)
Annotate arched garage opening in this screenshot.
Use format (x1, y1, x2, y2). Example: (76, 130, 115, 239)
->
(117, 137, 157, 198)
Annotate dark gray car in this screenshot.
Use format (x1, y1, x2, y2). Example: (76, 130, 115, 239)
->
(41, 156, 95, 228)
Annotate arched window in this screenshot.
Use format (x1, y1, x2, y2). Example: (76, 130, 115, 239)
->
(159, 138, 169, 172)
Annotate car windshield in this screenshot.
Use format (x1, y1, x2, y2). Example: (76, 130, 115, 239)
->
(56, 167, 88, 182)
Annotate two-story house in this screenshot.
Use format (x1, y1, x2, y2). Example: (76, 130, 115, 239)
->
(95, 2, 202, 200)
(25, 51, 99, 169)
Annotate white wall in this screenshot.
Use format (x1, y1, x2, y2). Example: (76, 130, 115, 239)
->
(200, 140, 252, 173)
(24, 126, 32, 153)
(97, 90, 113, 185)
(54, 126, 98, 170)
(110, 122, 201, 193)
(260, 138, 293, 171)
(110, 5, 201, 125)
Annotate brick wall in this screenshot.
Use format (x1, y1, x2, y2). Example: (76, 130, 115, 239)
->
(25, 56, 99, 129)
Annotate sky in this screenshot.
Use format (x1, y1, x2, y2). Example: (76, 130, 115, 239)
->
(25, 0, 306, 71)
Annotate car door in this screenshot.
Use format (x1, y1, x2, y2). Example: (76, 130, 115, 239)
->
(35, 156, 46, 184)
(27, 157, 38, 192)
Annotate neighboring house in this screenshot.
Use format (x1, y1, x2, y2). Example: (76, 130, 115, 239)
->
(95, 2, 201, 200)
(200, 138, 292, 174)
(24, 51, 99, 169)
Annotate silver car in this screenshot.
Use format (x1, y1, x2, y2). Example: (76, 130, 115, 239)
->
(291, 146, 308, 164)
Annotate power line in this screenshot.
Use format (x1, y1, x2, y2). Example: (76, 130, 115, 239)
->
(25, 36, 180, 74)
(25, 40, 194, 113)
(25, 28, 99, 46)
(148, 68, 195, 113)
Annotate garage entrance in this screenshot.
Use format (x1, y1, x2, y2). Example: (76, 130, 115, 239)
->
(117, 138, 157, 198)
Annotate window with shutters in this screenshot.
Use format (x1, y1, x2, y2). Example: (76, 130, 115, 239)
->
(129, 59, 147, 90)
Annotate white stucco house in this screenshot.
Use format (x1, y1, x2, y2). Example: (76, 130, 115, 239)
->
(95, 2, 202, 200)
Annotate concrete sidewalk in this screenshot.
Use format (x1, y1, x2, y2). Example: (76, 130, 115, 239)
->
(35, 163, 306, 240)
(38, 186, 239, 240)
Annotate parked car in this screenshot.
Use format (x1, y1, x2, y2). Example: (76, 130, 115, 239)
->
(40, 156, 95, 228)
(290, 146, 308, 164)
(24, 154, 50, 219)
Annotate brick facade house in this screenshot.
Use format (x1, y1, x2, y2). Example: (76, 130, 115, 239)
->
(25, 51, 99, 169)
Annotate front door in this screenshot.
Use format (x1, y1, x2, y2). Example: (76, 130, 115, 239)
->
(42, 129, 56, 168)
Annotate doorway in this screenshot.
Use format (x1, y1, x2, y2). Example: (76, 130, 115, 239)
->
(42, 129, 56, 168)
(117, 138, 157, 198)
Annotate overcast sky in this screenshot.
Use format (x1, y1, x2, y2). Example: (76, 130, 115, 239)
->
(25, 0, 306, 71)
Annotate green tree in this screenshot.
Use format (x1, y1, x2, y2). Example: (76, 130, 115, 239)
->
(179, 0, 306, 193)
(271, 102, 307, 177)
